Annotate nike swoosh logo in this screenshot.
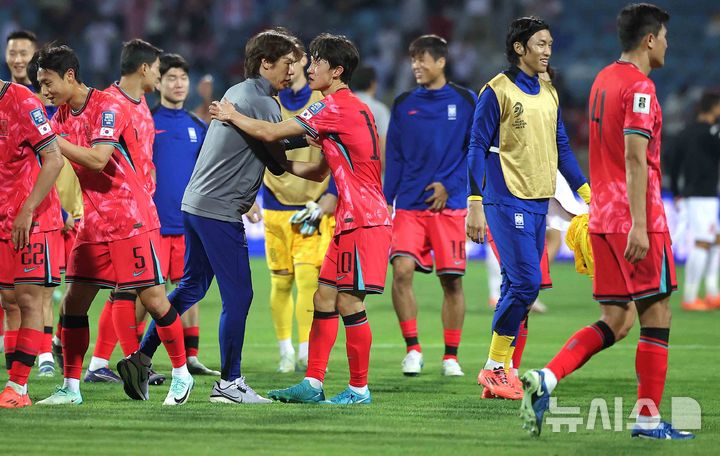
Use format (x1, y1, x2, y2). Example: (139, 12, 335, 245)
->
(155, 129, 167, 134)
(337, 275, 346, 280)
(23, 267, 38, 273)
(133, 269, 146, 277)
(454, 260, 463, 265)
(174, 385, 192, 404)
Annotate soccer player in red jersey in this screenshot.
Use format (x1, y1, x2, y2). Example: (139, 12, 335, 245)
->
(520, 4, 693, 440)
(0, 80, 64, 407)
(86, 39, 164, 384)
(4, 30, 63, 377)
(31, 45, 194, 406)
(210, 33, 390, 404)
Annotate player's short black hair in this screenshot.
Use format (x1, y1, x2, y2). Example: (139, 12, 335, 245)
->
(35, 44, 82, 84)
(617, 3, 670, 52)
(159, 53, 189, 77)
(244, 29, 302, 78)
(698, 91, 720, 114)
(505, 16, 550, 65)
(120, 39, 162, 76)
(409, 34, 448, 61)
(350, 66, 376, 92)
(309, 33, 359, 84)
(6, 30, 37, 44)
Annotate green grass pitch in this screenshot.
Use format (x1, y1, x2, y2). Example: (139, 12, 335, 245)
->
(2, 260, 718, 455)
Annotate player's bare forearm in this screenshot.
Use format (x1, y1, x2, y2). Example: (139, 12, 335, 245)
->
(287, 159, 331, 182)
(624, 134, 649, 230)
(23, 140, 64, 213)
(210, 99, 305, 142)
(12, 140, 64, 249)
(624, 134, 650, 263)
(57, 136, 112, 172)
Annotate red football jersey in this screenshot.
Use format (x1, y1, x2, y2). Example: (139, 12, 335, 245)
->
(50, 88, 160, 242)
(106, 82, 156, 196)
(295, 89, 391, 234)
(0, 82, 62, 239)
(587, 61, 667, 234)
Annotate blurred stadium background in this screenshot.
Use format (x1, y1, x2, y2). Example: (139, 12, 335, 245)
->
(1, 0, 717, 260)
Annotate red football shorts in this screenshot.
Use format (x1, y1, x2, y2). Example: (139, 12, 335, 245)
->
(390, 209, 467, 275)
(487, 228, 552, 289)
(159, 234, 185, 283)
(319, 225, 391, 294)
(0, 230, 63, 289)
(591, 232, 677, 302)
(65, 229, 165, 290)
(60, 221, 81, 271)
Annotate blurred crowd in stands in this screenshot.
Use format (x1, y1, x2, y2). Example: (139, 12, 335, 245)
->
(1, 0, 718, 171)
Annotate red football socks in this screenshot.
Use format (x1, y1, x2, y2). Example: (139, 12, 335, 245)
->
(136, 319, 147, 341)
(4, 329, 18, 369)
(343, 311, 371, 387)
(399, 318, 421, 353)
(93, 298, 117, 360)
(636, 328, 669, 417)
(41, 326, 53, 354)
(545, 320, 615, 381)
(154, 308, 186, 368)
(111, 293, 139, 356)
(8, 327, 42, 386)
(443, 328, 462, 361)
(184, 326, 200, 358)
(512, 317, 529, 369)
(306, 310, 339, 382)
(62, 315, 90, 380)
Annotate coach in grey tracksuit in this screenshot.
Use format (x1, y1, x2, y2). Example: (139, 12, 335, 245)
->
(136, 30, 301, 403)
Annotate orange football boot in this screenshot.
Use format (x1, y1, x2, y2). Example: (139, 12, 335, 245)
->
(0, 386, 31, 408)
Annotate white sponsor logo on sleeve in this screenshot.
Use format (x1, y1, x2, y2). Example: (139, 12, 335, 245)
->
(633, 93, 651, 114)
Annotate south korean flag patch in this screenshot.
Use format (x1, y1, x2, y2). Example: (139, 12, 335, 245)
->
(99, 111, 115, 137)
(29, 108, 51, 135)
(300, 101, 326, 120)
(633, 93, 651, 114)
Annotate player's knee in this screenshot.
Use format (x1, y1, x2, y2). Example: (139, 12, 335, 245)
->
(270, 273, 294, 293)
(392, 268, 414, 289)
(392, 258, 415, 284)
(313, 287, 336, 312)
(14, 291, 41, 316)
(439, 274, 463, 296)
(598, 313, 631, 342)
(511, 276, 541, 306)
(0, 291, 17, 312)
(294, 265, 318, 293)
(234, 287, 254, 308)
(175, 279, 209, 303)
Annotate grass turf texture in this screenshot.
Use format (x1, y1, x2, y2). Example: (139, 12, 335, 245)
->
(2, 260, 717, 455)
